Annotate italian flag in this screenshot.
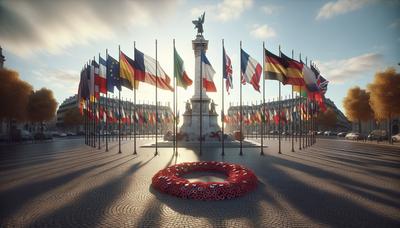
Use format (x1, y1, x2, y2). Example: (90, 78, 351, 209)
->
(174, 48, 193, 89)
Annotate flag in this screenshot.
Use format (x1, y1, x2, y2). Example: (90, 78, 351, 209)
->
(97, 56, 107, 94)
(241, 49, 261, 92)
(89, 60, 97, 101)
(302, 62, 319, 92)
(106, 55, 121, 92)
(174, 48, 192, 89)
(134, 48, 173, 91)
(264, 49, 286, 82)
(280, 52, 304, 86)
(223, 47, 233, 93)
(201, 52, 217, 92)
(119, 51, 139, 90)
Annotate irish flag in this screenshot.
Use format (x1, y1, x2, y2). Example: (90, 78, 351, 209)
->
(174, 48, 192, 89)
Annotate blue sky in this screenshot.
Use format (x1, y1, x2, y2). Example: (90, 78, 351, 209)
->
(1, 0, 399, 114)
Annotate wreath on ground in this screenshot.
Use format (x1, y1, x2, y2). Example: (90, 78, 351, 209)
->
(152, 161, 258, 200)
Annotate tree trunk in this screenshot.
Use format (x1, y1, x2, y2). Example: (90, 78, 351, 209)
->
(358, 119, 362, 134)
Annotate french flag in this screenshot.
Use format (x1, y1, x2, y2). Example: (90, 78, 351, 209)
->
(97, 56, 107, 94)
(201, 52, 217, 92)
(134, 48, 173, 91)
(241, 49, 261, 92)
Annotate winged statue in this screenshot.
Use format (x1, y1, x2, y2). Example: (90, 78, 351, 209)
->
(192, 12, 205, 35)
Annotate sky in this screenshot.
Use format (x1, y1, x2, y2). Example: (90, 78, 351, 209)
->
(1, 0, 399, 115)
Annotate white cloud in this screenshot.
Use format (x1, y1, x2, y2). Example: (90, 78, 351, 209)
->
(250, 24, 276, 39)
(33, 68, 79, 93)
(389, 18, 400, 29)
(0, 0, 179, 57)
(314, 53, 383, 84)
(316, 0, 373, 20)
(261, 5, 282, 15)
(191, 0, 253, 22)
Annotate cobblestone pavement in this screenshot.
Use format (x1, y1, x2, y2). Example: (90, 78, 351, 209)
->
(0, 137, 399, 227)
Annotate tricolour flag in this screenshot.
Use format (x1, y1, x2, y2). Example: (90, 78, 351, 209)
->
(223, 47, 233, 93)
(280, 52, 304, 86)
(264, 49, 286, 83)
(91, 60, 100, 101)
(97, 56, 107, 94)
(301, 61, 319, 92)
(174, 48, 192, 89)
(201, 52, 217, 92)
(241, 49, 261, 92)
(106, 55, 121, 92)
(134, 48, 173, 91)
(120, 51, 139, 90)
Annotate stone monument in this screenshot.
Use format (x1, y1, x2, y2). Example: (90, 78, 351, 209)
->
(179, 13, 221, 141)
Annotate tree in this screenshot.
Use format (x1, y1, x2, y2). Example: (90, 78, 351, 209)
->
(368, 68, 400, 143)
(0, 68, 33, 121)
(27, 88, 58, 132)
(63, 107, 83, 132)
(343, 87, 373, 133)
(0, 68, 33, 141)
(316, 108, 337, 130)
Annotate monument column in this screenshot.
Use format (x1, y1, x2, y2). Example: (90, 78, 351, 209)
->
(179, 13, 220, 141)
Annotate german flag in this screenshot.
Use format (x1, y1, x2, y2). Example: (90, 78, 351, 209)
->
(264, 49, 286, 82)
(280, 52, 305, 86)
(119, 51, 139, 90)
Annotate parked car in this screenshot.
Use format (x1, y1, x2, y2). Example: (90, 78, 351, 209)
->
(269, 130, 278, 135)
(337, 132, 347, 137)
(34, 132, 53, 140)
(345, 132, 364, 140)
(324, 131, 337, 136)
(20, 130, 33, 140)
(367, 130, 388, 141)
(392, 133, 400, 142)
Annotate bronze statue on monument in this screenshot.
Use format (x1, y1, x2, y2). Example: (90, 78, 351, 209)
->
(192, 12, 205, 35)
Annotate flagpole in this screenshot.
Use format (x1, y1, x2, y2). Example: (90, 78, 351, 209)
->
(239, 41, 243, 156)
(118, 46, 122, 154)
(105, 53, 108, 151)
(93, 57, 96, 148)
(291, 50, 295, 152)
(85, 98, 87, 145)
(175, 47, 178, 156)
(221, 39, 225, 156)
(173, 39, 176, 156)
(132, 42, 137, 155)
(305, 56, 309, 148)
(261, 41, 265, 155)
(97, 54, 101, 150)
(278, 45, 282, 154)
(199, 39, 203, 156)
(155, 39, 159, 156)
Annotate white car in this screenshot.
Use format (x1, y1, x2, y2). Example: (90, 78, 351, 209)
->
(392, 133, 400, 142)
(345, 132, 363, 140)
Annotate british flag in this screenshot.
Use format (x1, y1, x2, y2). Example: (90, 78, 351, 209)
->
(223, 47, 233, 94)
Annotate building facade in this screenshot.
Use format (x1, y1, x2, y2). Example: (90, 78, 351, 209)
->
(225, 97, 351, 135)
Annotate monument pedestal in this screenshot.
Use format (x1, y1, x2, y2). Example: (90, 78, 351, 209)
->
(179, 35, 221, 141)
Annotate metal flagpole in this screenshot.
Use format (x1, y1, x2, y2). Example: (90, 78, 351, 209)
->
(305, 57, 309, 148)
(155, 39, 159, 156)
(133, 42, 137, 155)
(239, 41, 243, 156)
(118, 46, 122, 154)
(85, 98, 87, 145)
(278, 45, 282, 154)
(261, 42, 265, 155)
(93, 57, 97, 148)
(175, 49, 178, 156)
(105, 60, 108, 152)
(199, 39, 203, 156)
(291, 49, 295, 152)
(221, 39, 225, 156)
(98, 54, 101, 150)
(173, 39, 176, 156)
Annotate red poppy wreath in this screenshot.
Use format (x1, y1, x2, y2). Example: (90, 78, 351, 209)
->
(152, 161, 258, 200)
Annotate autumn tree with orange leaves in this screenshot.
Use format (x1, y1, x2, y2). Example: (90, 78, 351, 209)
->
(368, 68, 400, 143)
(27, 88, 58, 133)
(343, 87, 373, 134)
